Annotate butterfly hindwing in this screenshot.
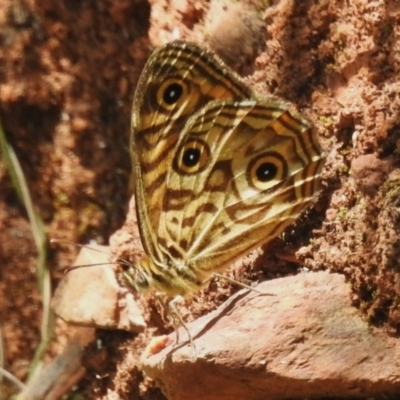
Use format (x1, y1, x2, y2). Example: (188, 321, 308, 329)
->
(157, 99, 324, 274)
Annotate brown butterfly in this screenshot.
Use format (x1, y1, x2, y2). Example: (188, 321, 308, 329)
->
(123, 41, 324, 298)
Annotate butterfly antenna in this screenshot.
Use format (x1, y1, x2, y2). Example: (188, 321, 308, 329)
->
(50, 238, 134, 272)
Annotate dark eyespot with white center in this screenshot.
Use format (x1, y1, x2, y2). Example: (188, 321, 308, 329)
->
(157, 79, 187, 109)
(248, 152, 286, 190)
(163, 82, 183, 105)
(173, 139, 210, 175)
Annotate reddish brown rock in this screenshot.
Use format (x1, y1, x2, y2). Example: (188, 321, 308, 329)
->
(351, 154, 391, 195)
(204, 0, 264, 72)
(52, 245, 146, 333)
(142, 272, 400, 400)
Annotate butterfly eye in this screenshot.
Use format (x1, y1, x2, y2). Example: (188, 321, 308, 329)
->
(173, 139, 210, 175)
(158, 79, 186, 108)
(248, 153, 285, 190)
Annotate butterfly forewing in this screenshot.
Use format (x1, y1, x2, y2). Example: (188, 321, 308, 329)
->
(131, 41, 252, 265)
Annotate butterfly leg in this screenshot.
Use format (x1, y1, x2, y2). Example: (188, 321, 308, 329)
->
(154, 293, 197, 357)
(168, 296, 197, 358)
(211, 272, 274, 296)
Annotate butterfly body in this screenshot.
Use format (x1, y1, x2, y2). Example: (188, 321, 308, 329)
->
(125, 41, 324, 297)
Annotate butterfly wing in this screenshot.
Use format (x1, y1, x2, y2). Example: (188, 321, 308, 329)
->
(157, 99, 324, 281)
(131, 41, 252, 264)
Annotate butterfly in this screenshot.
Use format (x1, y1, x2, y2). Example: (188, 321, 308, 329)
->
(122, 40, 324, 298)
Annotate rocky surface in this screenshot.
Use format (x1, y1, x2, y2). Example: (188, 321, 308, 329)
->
(52, 245, 146, 333)
(142, 272, 400, 400)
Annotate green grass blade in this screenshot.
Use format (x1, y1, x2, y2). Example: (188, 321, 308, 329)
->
(0, 120, 55, 380)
